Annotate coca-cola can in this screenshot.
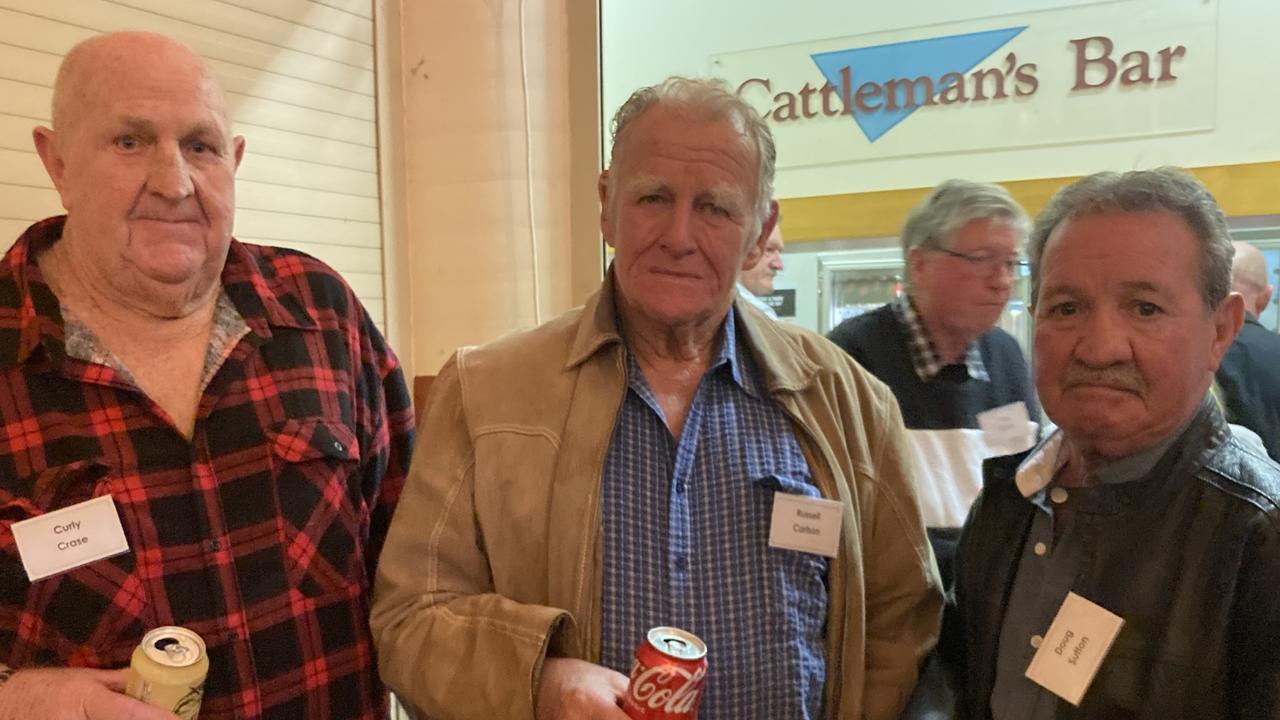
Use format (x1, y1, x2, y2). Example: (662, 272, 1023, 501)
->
(621, 626, 708, 719)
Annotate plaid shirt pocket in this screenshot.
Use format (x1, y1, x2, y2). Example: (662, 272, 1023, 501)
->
(268, 418, 365, 598)
(1, 460, 149, 668)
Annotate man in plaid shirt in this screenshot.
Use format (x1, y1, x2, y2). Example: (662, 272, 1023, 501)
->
(0, 32, 414, 719)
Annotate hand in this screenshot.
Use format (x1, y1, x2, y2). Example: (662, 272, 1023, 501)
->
(535, 658, 630, 720)
(0, 668, 180, 720)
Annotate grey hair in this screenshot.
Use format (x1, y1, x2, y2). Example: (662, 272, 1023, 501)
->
(607, 76, 777, 227)
(1029, 167, 1233, 309)
(901, 179, 1030, 285)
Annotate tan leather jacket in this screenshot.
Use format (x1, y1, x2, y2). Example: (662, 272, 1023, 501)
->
(371, 280, 943, 720)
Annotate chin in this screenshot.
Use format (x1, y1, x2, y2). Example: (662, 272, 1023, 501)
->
(131, 251, 212, 286)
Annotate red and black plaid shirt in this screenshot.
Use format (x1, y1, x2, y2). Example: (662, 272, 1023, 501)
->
(0, 217, 415, 719)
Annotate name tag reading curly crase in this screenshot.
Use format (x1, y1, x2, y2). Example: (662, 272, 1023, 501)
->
(768, 493, 842, 558)
(11, 495, 130, 581)
(1025, 592, 1125, 706)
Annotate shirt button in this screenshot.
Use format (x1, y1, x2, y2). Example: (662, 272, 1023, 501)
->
(1050, 487, 1069, 504)
(207, 539, 221, 551)
(332, 440, 345, 454)
(675, 482, 687, 494)
(673, 555, 688, 572)
(1030, 634, 1043, 649)
(1033, 542, 1048, 556)
(226, 629, 240, 642)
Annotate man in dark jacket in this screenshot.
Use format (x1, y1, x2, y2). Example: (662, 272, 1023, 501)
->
(943, 168, 1280, 719)
(1215, 240, 1280, 460)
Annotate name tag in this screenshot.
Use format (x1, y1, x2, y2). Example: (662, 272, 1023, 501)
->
(768, 493, 842, 558)
(11, 495, 131, 582)
(977, 401, 1036, 455)
(1024, 592, 1125, 706)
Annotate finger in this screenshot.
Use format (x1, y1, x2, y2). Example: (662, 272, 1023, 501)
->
(93, 692, 181, 720)
(606, 670, 630, 696)
(89, 667, 132, 692)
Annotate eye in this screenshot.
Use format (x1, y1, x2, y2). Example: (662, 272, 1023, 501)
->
(189, 140, 210, 154)
(1135, 301, 1162, 317)
(1045, 302, 1079, 318)
(114, 135, 141, 151)
(637, 194, 664, 205)
(701, 201, 731, 218)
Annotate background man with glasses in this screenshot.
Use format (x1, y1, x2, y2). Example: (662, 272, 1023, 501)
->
(828, 179, 1040, 586)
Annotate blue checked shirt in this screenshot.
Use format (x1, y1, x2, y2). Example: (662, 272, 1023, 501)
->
(600, 308, 827, 720)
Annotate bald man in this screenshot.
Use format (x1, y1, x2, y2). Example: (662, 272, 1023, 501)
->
(1215, 241, 1280, 460)
(0, 33, 414, 719)
(737, 224, 785, 318)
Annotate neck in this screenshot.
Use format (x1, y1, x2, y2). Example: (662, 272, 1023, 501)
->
(619, 305, 725, 372)
(38, 239, 219, 339)
(41, 231, 219, 323)
(913, 297, 978, 363)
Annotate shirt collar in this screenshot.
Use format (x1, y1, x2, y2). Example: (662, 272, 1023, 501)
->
(893, 293, 989, 382)
(1015, 409, 1198, 498)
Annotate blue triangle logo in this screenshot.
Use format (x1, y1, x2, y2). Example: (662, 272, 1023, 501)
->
(811, 26, 1026, 143)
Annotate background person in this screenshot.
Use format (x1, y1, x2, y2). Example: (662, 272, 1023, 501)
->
(737, 222, 786, 318)
(1215, 240, 1280, 460)
(827, 179, 1040, 585)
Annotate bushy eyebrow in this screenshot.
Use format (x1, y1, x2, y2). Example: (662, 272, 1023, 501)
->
(700, 183, 747, 211)
(620, 174, 746, 203)
(113, 116, 226, 142)
(1039, 279, 1169, 301)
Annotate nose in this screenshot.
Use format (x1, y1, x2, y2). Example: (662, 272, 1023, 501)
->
(658, 201, 697, 257)
(770, 255, 784, 271)
(988, 261, 1014, 292)
(146, 143, 195, 200)
(1071, 307, 1134, 368)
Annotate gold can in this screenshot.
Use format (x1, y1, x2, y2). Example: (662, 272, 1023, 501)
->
(125, 626, 209, 719)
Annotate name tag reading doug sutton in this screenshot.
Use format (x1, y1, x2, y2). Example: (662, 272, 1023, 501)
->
(768, 493, 842, 558)
(11, 495, 130, 582)
(1024, 591, 1125, 706)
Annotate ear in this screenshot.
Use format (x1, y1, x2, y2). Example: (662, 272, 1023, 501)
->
(1257, 284, 1274, 319)
(597, 171, 615, 249)
(32, 126, 71, 209)
(1209, 292, 1246, 371)
(906, 244, 929, 283)
(232, 135, 246, 171)
(741, 201, 779, 271)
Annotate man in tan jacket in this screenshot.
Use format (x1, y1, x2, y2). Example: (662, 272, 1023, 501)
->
(372, 77, 942, 720)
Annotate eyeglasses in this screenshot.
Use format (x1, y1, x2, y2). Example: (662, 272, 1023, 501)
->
(927, 245, 1024, 276)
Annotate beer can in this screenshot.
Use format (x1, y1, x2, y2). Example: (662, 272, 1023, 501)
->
(125, 626, 209, 720)
(621, 626, 708, 719)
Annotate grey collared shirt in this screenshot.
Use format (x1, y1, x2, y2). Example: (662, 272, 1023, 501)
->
(989, 421, 1189, 719)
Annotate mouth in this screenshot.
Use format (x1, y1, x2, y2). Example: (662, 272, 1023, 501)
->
(133, 217, 201, 224)
(650, 268, 701, 280)
(1063, 382, 1141, 396)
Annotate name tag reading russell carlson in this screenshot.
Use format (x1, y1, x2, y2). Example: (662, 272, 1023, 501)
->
(768, 493, 842, 558)
(1025, 591, 1125, 706)
(11, 494, 131, 582)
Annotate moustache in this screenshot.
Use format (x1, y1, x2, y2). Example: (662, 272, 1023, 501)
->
(1060, 363, 1145, 393)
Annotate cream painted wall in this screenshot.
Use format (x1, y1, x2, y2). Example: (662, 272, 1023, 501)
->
(389, 1, 602, 377)
(601, 0, 1280, 198)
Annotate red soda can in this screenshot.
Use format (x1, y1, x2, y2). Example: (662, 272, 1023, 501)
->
(621, 626, 708, 719)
